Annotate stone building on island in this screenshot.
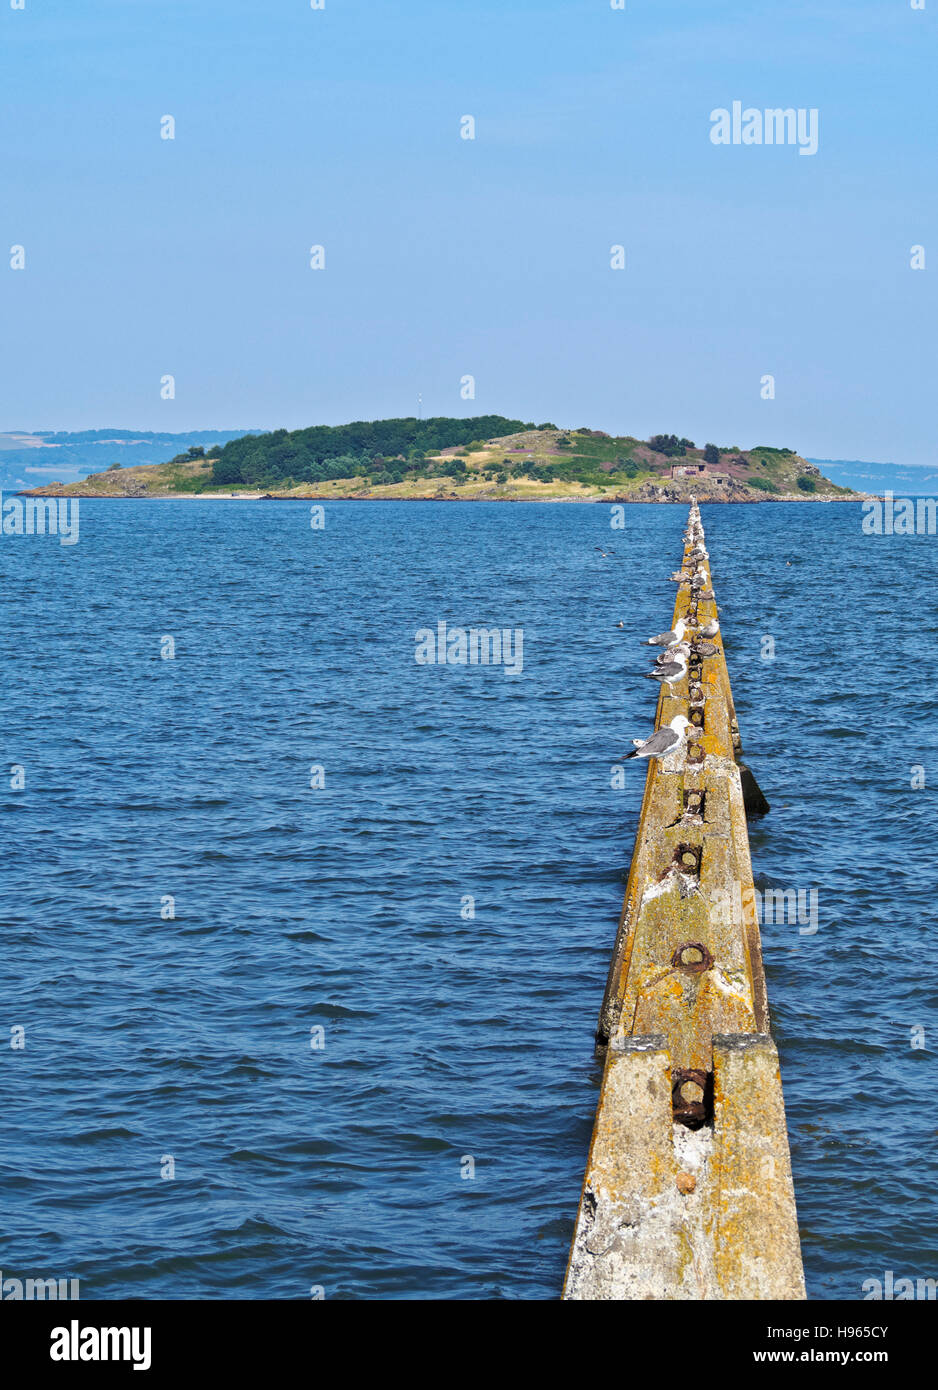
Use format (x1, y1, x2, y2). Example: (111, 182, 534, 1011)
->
(671, 462, 731, 486)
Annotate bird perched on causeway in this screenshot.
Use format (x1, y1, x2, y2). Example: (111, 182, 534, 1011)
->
(642, 617, 686, 647)
(623, 714, 693, 761)
(655, 640, 690, 664)
(698, 618, 720, 638)
(643, 652, 687, 691)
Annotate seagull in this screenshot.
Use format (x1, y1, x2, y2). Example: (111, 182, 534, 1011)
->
(594, 546, 617, 558)
(694, 640, 719, 657)
(642, 617, 686, 647)
(643, 652, 687, 690)
(622, 714, 693, 761)
(655, 640, 690, 664)
(698, 618, 720, 638)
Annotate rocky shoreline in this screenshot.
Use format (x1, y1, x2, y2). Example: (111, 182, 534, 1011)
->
(17, 486, 868, 503)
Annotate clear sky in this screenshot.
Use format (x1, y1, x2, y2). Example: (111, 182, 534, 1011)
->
(1, 0, 935, 463)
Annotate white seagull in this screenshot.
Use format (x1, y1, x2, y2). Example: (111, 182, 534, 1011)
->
(641, 617, 686, 647)
(643, 652, 688, 690)
(699, 618, 720, 638)
(655, 640, 690, 664)
(623, 714, 693, 761)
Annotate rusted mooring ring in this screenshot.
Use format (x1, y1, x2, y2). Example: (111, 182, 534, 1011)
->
(672, 1067, 712, 1128)
(671, 941, 713, 973)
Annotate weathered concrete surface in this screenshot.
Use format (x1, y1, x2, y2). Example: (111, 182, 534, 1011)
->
(706, 1035, 806, 1298)
(563, 1035, 804, 1299)
(565, 504, 804, 1300)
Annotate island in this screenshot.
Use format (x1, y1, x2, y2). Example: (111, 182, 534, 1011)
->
(19, 418, 856, 503)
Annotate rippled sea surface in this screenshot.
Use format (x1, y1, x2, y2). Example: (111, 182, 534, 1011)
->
(2, 499, 936, 1300)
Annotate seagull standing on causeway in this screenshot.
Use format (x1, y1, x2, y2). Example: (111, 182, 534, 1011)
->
(655, 640, 690, 664)
(642, 617, 686, 647)
(643, 652, 687, 691)
(623, 715, 693, 761)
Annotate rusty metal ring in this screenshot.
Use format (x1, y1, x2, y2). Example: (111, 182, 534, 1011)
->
(671, 941, 713, 973)
(672, 1067, 711, 1128)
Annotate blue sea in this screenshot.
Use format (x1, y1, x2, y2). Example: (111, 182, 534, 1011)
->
(2, 499, 936, 1300)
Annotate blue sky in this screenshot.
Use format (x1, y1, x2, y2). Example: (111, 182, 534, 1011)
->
(1, 0, 935, 463)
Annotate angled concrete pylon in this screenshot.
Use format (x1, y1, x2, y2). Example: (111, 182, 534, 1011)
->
(564, 504, 805, 1300)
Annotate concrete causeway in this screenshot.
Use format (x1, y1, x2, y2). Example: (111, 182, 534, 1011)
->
(563, 503, 805, 1300)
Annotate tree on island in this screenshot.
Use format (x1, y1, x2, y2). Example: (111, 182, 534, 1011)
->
(703, 443, 720, 467)
(648, 434, 695, 458)
(210, 415, 529, 487)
